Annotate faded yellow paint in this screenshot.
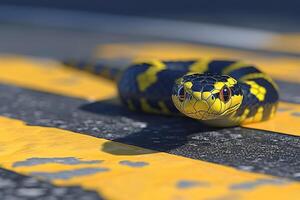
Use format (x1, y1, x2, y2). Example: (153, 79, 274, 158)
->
(136, 60, 166, 91)
(243, 102, 300, 136)
(0, 116, 300, 200)
(95, 42, 300, 83)
(267, 33, 300, 54)
(0, 55, 117, 101)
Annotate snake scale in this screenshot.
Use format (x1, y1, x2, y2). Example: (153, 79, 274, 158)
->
(64, 59, 279, 127)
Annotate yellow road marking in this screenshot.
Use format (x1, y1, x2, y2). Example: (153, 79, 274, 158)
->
(244, 102, 300, 136)
(267, 33, 300, 54)
(0, 55, 117, 101)
(0, 54, 300, 136)
(0, 116, 300, 200)
(0, 50, 300, 198)
(95, 42, 300, 83)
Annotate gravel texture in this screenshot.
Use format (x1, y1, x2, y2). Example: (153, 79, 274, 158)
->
(0, 168, 102, 200)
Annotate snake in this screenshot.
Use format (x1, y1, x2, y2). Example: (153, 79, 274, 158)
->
(63, 59, 279, 127)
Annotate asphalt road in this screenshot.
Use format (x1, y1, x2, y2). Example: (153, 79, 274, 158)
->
(0, 5, 300, 200)
(1, 83, 300, 181)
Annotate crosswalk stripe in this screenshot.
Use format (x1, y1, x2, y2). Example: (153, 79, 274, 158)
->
(0, 116, 299, 200)
(267, 34, 300, 54)
(95, 42, 300, 83)
(0, 55, 117, 101)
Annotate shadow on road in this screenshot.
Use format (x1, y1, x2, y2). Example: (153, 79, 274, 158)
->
(80, 99, 220, 156)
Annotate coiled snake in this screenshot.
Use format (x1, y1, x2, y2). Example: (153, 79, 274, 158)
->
(64, 59, 279, 127)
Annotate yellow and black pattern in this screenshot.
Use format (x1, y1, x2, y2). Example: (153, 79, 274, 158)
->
(63, 59, 279, 127)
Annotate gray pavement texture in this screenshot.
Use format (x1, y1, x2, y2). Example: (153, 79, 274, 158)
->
(0, 168, 102, 200)
(1, 83, 300, 182)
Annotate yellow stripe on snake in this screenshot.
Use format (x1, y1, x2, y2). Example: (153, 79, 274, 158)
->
(64, 59, 279, 127)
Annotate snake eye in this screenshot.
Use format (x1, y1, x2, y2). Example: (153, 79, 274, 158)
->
(178, 86, 185, 102)
(219, 86, 232, 103)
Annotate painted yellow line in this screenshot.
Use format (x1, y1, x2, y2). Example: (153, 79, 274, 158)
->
(94, 42, 300, 83)
(0, 50, 299, 199)
(267, 33, 300, 54)
(1, 54, 300, 137)
(244, 102, 300, 136)
(0, 55, 117, 101)
(0, 116, 299, 200)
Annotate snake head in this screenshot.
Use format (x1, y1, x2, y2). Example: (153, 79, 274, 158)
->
(172, 73, 243, 120)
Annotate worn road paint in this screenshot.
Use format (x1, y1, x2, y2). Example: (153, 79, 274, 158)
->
(176, 180, 210, 189)
(0, 55, 117, 101)
(31, 168, 110, 180)
(267, 34, 300, 54)
(0, 116, 300, 200)
(95, 42, 300, 83)
(13, 157, 102, 167)
(230, 178, 288, 191)
(291, 112, 300, 117)
(119, 160, 149, 168)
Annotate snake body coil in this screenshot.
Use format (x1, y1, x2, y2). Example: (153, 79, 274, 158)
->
(64, 59, 279, 127)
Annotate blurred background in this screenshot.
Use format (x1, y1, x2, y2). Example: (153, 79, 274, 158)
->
(0, 0, 300, 31)
(0, 0, 299, 59)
